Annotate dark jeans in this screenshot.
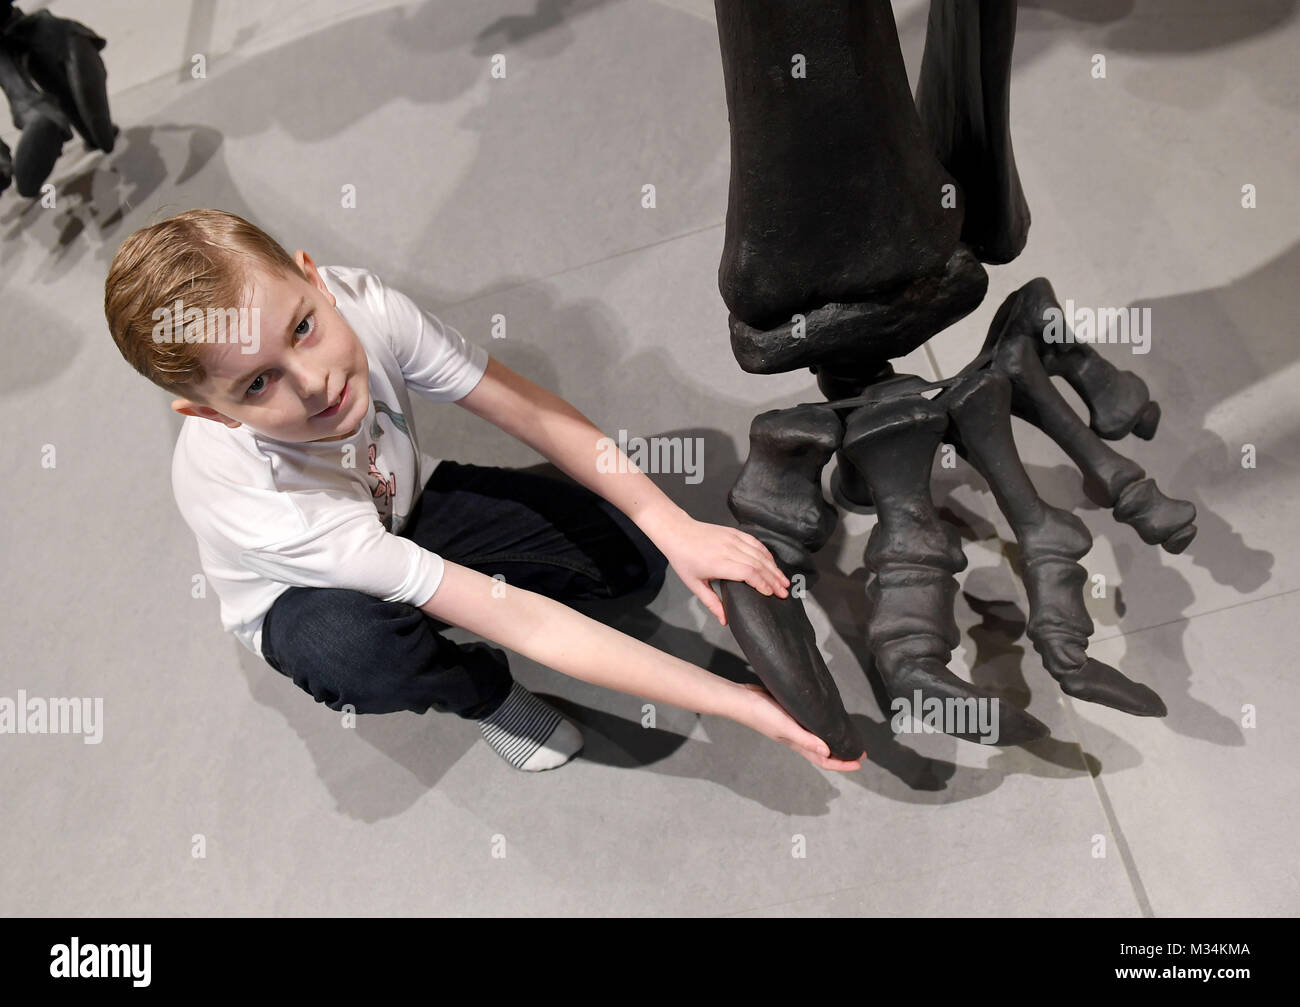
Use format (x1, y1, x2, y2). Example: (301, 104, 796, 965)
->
(260, 460, 669, 720)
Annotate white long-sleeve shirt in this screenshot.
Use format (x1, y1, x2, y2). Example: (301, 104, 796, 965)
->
(170, 265, 489, 658)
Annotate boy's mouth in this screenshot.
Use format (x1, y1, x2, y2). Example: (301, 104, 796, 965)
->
(314, 381, 348, 419)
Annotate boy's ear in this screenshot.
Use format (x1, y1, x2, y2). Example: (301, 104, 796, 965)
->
(294, 248, 337, 307)
(172, 398, 241, 428)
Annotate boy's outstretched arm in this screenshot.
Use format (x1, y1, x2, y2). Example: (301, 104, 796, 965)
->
(420, 560, 864, 771)
(455, 356, 788, 625)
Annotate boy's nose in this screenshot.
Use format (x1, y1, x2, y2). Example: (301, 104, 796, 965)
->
(289, 368, 330, 410)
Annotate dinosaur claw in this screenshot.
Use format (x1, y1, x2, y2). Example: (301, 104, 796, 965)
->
(1055, 658, 1167, 717)
(889, 658, 1050, 746)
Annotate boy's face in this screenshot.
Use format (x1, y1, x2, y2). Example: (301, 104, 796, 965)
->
(171, 250, 370, 443)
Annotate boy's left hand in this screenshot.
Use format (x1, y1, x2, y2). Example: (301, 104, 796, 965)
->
(653, 513, 790, 626)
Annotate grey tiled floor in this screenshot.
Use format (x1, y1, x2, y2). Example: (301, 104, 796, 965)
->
(1, 0, 1296, 916)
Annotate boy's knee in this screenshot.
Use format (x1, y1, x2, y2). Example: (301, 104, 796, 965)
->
(263, 589, 431, 710)
(274, 589, 396, 655)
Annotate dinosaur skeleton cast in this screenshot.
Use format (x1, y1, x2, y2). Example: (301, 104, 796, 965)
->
(712, 0, 1196, 758)
(0, 1, 116, 198)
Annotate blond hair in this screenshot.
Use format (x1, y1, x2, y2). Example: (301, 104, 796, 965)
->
(104, 208, 305, 399)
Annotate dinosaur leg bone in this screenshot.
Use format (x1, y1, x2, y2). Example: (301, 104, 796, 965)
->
(713, 0, 989, 374)
(916, 0, 1029, 264)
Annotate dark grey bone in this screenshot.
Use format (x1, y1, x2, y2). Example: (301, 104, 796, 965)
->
(916, 0, 1030, 264)
(713, 0, 988, 372)
(1040, 338, 1162, 441)
(5, 8, 116, 154)
(978, 280, 1197, 554)
(1026, 277, 1162, 440)
(940, 368, 1166, 716)
(814, 362, 895, 508)
(0, 32, 70, 197)
(720, 405, 865, 761)
(0, 3, 116, 199)
(839, 384, 1048, 745)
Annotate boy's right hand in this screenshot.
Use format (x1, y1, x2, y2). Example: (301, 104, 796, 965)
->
(735, 682, 865, 771)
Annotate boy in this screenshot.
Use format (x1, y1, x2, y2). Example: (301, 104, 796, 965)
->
(104, 209, 864, 773)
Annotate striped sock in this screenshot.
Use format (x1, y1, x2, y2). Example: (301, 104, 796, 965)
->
(476, 682, 583, 771)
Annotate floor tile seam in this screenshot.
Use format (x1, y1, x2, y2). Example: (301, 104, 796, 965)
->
(437, 221, 727, 310)
(1090, 585, 1300, 645)
(1060, 694, 1156, 918)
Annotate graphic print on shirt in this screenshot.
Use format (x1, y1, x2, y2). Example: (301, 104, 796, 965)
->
(367, 443, 397, 528)
(366, 397, 413, 532)
(370, 400, 410, 441)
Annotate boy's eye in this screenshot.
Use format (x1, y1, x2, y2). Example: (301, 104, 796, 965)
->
(244, 313, 317, 397)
